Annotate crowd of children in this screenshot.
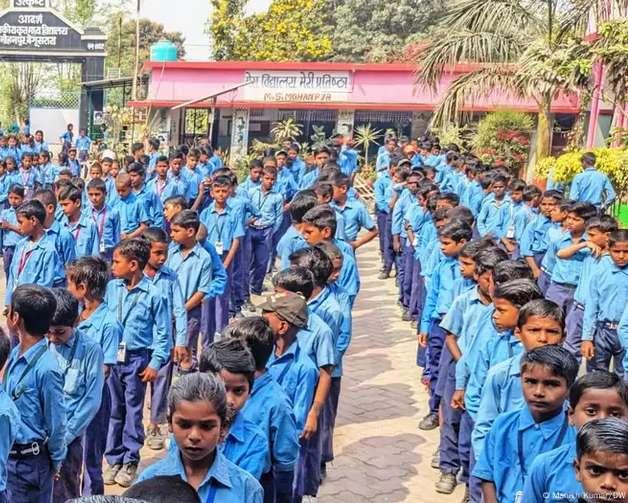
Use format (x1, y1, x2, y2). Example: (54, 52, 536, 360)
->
(0, 127, 626, 503)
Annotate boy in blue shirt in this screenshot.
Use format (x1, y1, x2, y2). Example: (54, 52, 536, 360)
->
(0, 184, 24, 282)
(47, 288, 105, 503)
(136, 372, 263, 502)
(523, 371, 628, 503)
(182, 149, 204, 203)
(16, 153, 40, 200)
(128, 162, 164, 229)
(4, 285, 67, 503)
(276, 190, 316, 270)
(147, 155, 186, 204)
(103, 238, 171, 488)
(473, 345, 579, 503)
(0, 332, 19, 503)
(38, 150, 59, 189)
(227, 316, 300, 503)
(570, 152, 616, 210)
(200, 339, 270, 481)
(477, 172, 511, 238)
(299, 146, 330, 189)
(75, 128, 92, 163)
(373, 161, 395, 278)
(85, 178, 121, 261)
(58, 184, 100, 257)
(32, 189, 76, 270)
(331, 174, 378, 250)
(112, 173, 150, 240)
(66, 256, 122, 496)
(583, 229, 628, 375)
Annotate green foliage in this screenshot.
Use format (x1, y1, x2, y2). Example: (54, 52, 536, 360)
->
(209, 0, 247, 60)
(353, 123, 382, 168)
(591, 20, 628, 107)
(309, 125, 327, 150)
(270, 117, 303, 143)
(61, 0, 97, 27)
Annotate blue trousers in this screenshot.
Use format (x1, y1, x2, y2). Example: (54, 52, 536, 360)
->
(293, 421, 322, 498)
(409, 259, 423, 320)
(150, 358, 173, 424)
(394, 237, 406, 296)
(564, 303, 584, 358)
(459, 411, 473, 494)
(2, 246, 14, 283)
(202, 263, 231, 344)
(53, 436, 82, 503)
(438, 352, 463, 477)
(428, 318, 445, 415)
(106, 350, 150, 465)
(588, 325, 625, 376)
(83, 381, 110, 495)
(183, 306, 202, 364)
(270, 212, 291, 272)
(250, 227, 273, 294)
(7, 448, 53, 503)
(537, 270, 550, 294)
(322, 377, 341, 463)
(234, 231, 252, 307)
(400, 242, 415, 308)
(376, 211, 394, 272)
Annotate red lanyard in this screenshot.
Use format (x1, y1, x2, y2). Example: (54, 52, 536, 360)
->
(92, 209, 106, 239)
(17, 249, 34, 277)
(73, 225, 81, 241)
(156, 179, 166, 197)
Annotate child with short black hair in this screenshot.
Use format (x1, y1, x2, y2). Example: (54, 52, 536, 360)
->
(85, 177, 121, 260)
(34, 188, 77, 267)
(331, 174, 378, 250)
(523, 371, 628, 503)
(0, 184, 24, 281)
(59, 184, 100, 257)
(112, 173, 150, 240)
(277, 190, 317, 270)
(473, 345, 579, 503)
(477, 172, 511, 238)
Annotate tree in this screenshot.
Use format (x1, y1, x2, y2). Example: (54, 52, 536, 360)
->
(60, 0, 97, 27)
(105, 17, 186, 76)
(330, 0, 445, 62)
(414, 0, 624, 163)
(209, 0, 247, 60)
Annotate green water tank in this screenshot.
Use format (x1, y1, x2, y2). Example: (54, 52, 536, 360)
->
(150, 40, 178, 62)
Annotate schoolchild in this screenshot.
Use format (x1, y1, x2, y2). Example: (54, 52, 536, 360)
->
(163, 153, 190, 204)
(145, 138, 160, 177)
(199, 339, 270, 480)
(312, 182, 348, 241)
(147, 155, 184, 205)
(239, 159, 262, 195)
(103, 238, 171, 487)
(373, 160, 395, 277)
(47, 288, 105, 503)
(66, 257, 121, 496)
(477, 172, 511, 238)
(505, 184, 541, 258)
(4, 285, 66, 503)
(330, 174, 378, 249)
(224, 317, 299, 503)
(0, 331, 19, 503)
(84, 178, 120, 260)
(0, 184, 24, 280)
(127, 162, 164, 229)
(182, 149, 204, 203)
(286, 143, 306, 181)
(38, 150, 59, 190)
(16, 152, 40, 200)
(112, 172, 150, 240)
(58, 184, 99, 257)
(276, 190, 317, 270)
(570, 152, 616, 210)
(272, 151, 298, 247)
(583, 229, 628, 374)
(299, 146, 330, 189)
(135, 372, 263, 502)
(523, 371, 628, 503)
(65, 147, 81, 177)
(473, 345, 579, 503)
(538, 199, 572, 293)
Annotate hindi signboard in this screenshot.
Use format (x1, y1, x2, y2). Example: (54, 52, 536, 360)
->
(243, 70, 353, 104)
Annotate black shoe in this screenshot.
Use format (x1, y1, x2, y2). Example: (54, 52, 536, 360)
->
(401, 309, 412, 322)
(419, 412, 439, 430)
(320, 462, 327, 483)
(378, 271, 390, 280)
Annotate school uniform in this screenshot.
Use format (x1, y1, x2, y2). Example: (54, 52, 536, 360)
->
(584, 255, 628, 374)
(473, 407, 573, 503)
(134, 183, 164, 229)
(103, 277, 171, 466)
(0, 206, 19, 281)
(0, 389, 19, 502)
(182, 166, 204, 202)
(406, 204, 429, 319)
(84, 204, 120, 260)
(43, 220, 76, 270)
(228, 192, 254, 311)
(39, 163, 60, 189)
(50, 332, 104, 502)
(103, 176, 117, 206)
(522, 442, 581, 503)
(461, 179, 484, 216)
(570, 167, 616, 208)
(299, 167, 320, 190)
(76, 302, 122, 496)
(373, 172, 394, 272)
(334, 238, 360, 307)
(242, 372, 299, 502)
(391, 188, 414, 302)
(34, 141, 49, 153)
(4, 338, 67, 503)
(248, 187, 283, 295)
(220, 412, 270, 481)
(15, 168, 40, 200)
(62, 214, 100, 258)
(277, 225, 307, 270)
(76, 135, 92, 162)
(520, 214, 555, 274)
(66, 158, 81, 177)
(111, 192, 150, 237)
(375, 149, 391, 173)
(287, 157, 306, 181)
(137, 446, 263, 503)
(162, 172, 190, 202)
(477, 197, 510, 238)
(337, 147, 358, 177)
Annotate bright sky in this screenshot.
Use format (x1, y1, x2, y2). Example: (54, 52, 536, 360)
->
(137, 0, 271, 60)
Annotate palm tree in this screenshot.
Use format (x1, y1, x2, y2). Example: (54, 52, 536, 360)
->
(270, 117, 303, 144)
(415, 0, 625, 162)
(354, 123, 383, 167)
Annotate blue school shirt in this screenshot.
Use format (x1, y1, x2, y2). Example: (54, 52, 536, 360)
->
(0, 207, 20, 248)
(104, 176, 117, 205)
(76, 302, 122, 366)
(266, 338, 319, 432)
(299, 167, 320, 189)
(104, 277, 171, 370)
(198, 241, 228, 298)
(473, 354, 524, 461)
(183, 166, 204, 201)
(327, 283, 352, 378)
(299, 312, 336, 369)
(477, 197, 511, 238)
(420, 254, 460, 333)
(513, 205, 538, 243)
(570, 167, 616, 208)
(220, 412, 270, 480)
(63, 214, 100, 257)
(338, 147, 358, 176)
(84, 204, 120, 254)
(473, 407, 573, 503)
(75, 135, 91, 152)
(331, 198, 375, 242)
(248, 187, 284, 233)
(375, 149, 391, 173)
(39, 162, 60, 187)
(34, 140, 49, 153)
(541, 226, 568, 275)
(200, 203, 245, 253)
(277, 225, 307, 270)
(374, 172, 393, 213)
(239, 176, 260, 195)
(335, 238, 360, 297)
(43, 220, 76, 266)
(135, 183, 164, 228)
(0, 174, 9, 205)
(275, 168, 298, 201)
(551, 234, 590, 285)
(161, 173, 190, 202)
(287, 157, 306, 180)
(138, 448, 263, 503)
(112, 193, 150, 235)
(573, 253, 604, 306)
(66, 159, 81, 177)
(522, 442, 581, 503)
(167, 243, 213, 301)
(5, 236, 64, 304)
(462, 179, 484, 216)
(0, 390, 19, 492)
(3, 339, 67, 470)
(520, 215, 555, 257)
(146, 264, 187, 347)
(15, 168, 40, 198)
(49, 332, 104, 445)
(391, 188, 413, 238)
(582, 255, 628, 341)
(241, 372, 299, 473)
(441, 287, 491, 355)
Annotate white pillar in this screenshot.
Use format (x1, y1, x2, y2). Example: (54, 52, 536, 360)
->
(336, 109, 355, 135)
(230, 108, 250, 162)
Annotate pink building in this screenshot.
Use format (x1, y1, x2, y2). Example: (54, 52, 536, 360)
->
(129, 61, 612, 155)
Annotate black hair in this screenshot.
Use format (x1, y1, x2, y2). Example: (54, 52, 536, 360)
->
(312, 182, 333, 200)
(331, 174, 350, 188)
(33, 188, 57, 209)
(50, 288, 79, 327)
(123, 475, 200, 503)
(171, 209, 200, 232)
(542, 190, 563, 202)
(576, 417, 628, 460)
(142, 227, 169, 244)
(148, 138, 161, 151)
(199, 338, 256, 391)
(131, 142, 144, 154)
(302, 205, 337, 236)
(446, 206, 475, 228)
(114, 238, 150, 269)
(580, 152, 596, 166)
(212, 175, 231, 188)
(223, 316, 274, 371)
(520, 344, 579, 388)
(438, 192, 460, 207)
(522, 185, 542, 202)
(586, 215, 618, 233)
(288, 247, 333, 287)
(11, 285, 57, 337)
(439, 221, 473, 242)
(313, 146, 331, 156)
(459, 238, 495, 260)
(568, 202, 598, 222)
(272, 266, 315, 299)
(58, 185, 82, 204)
(163, 195, 187, 209)
(156, 155, 169, 165)
(609, 229, 628, 246)
(492, 260, 533, 285)
(493, 278, 543, 307)
(474, 247, 509, 275)
(510, 178, 526, 192)
(8, 184, 25, 198)
(517, 299, 565, 331)
(0, 329, 10, 369)
(249, 159, 263, 170)
(558, 200, 574, 213)
(431, 206, 449, 222)
(66, 256, 109, 300)
(16, 200, 46, 225)
(289, 190, 318, 224)
(262, 165, 277, 177)
(569, 371, 628, 409)
(126, 162, 146, 177)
